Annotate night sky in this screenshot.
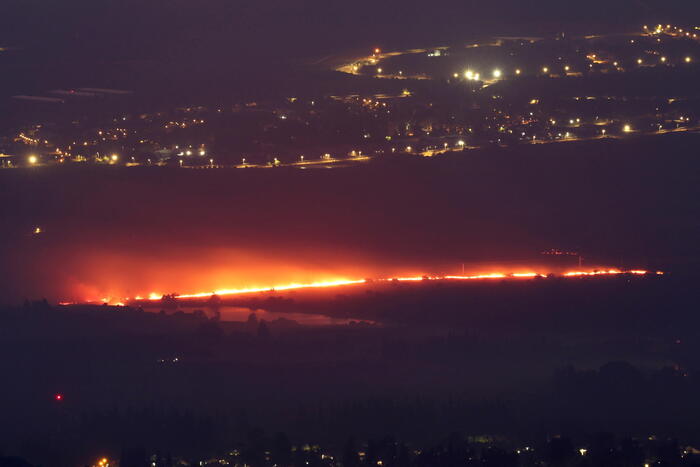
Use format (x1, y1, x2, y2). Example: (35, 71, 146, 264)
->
(3, 0, 699, 62)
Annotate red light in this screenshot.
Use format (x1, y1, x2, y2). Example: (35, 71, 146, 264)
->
(54, 393, 63, 401)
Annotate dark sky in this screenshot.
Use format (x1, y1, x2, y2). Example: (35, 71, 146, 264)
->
(2, 0, 699, 62)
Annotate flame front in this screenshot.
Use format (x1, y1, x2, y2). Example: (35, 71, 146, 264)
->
(108, 268, 660, 305)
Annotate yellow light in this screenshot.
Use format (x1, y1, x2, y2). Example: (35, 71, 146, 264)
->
(564, 65, 570, 71)
(110, 154, 118, 162)
(660, 56, 667, 63)
(515, 69, 521, 75)
(465, 70, 474, 80)
(123, 268, 660, 305)
(453, 73, 459, 78)
(492, 69, 502, 78)
(377, 68, 382, 74)
(28, 155, 38, 165)
(33, 227, 42, 235)
(685, 56, 692, 63)
(374, 48, 381, 54)
(542, 67, 549, 73)
(623, 124, 632, 133)
(457, 140, 465, 147)
(637, 58, 643, 65)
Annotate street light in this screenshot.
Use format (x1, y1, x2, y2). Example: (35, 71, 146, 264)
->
(492, 69, 502, 79)
(28, 155, 38, 165)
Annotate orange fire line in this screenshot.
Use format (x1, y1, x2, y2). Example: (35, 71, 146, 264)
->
(61, 269, 663, 306)
(129, 269, 661, 304)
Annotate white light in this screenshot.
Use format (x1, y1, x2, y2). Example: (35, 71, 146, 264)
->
(492, 69, 502, 79)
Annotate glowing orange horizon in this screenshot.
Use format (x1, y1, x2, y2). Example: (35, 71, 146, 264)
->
(65, 268, 662, 306)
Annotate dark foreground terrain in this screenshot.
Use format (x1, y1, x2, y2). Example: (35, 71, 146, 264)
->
(2, 271, 700, 466)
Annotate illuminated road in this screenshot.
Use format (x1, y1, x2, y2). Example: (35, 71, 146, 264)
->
(333, 25, 697, 82)
(323, 25, 700, 159)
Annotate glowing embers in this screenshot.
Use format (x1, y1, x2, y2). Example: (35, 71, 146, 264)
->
(135, 269, 660, 304)
(149, 279, 368, 301)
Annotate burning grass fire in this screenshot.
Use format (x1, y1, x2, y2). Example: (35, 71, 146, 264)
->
(69, 268, 663, 306)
